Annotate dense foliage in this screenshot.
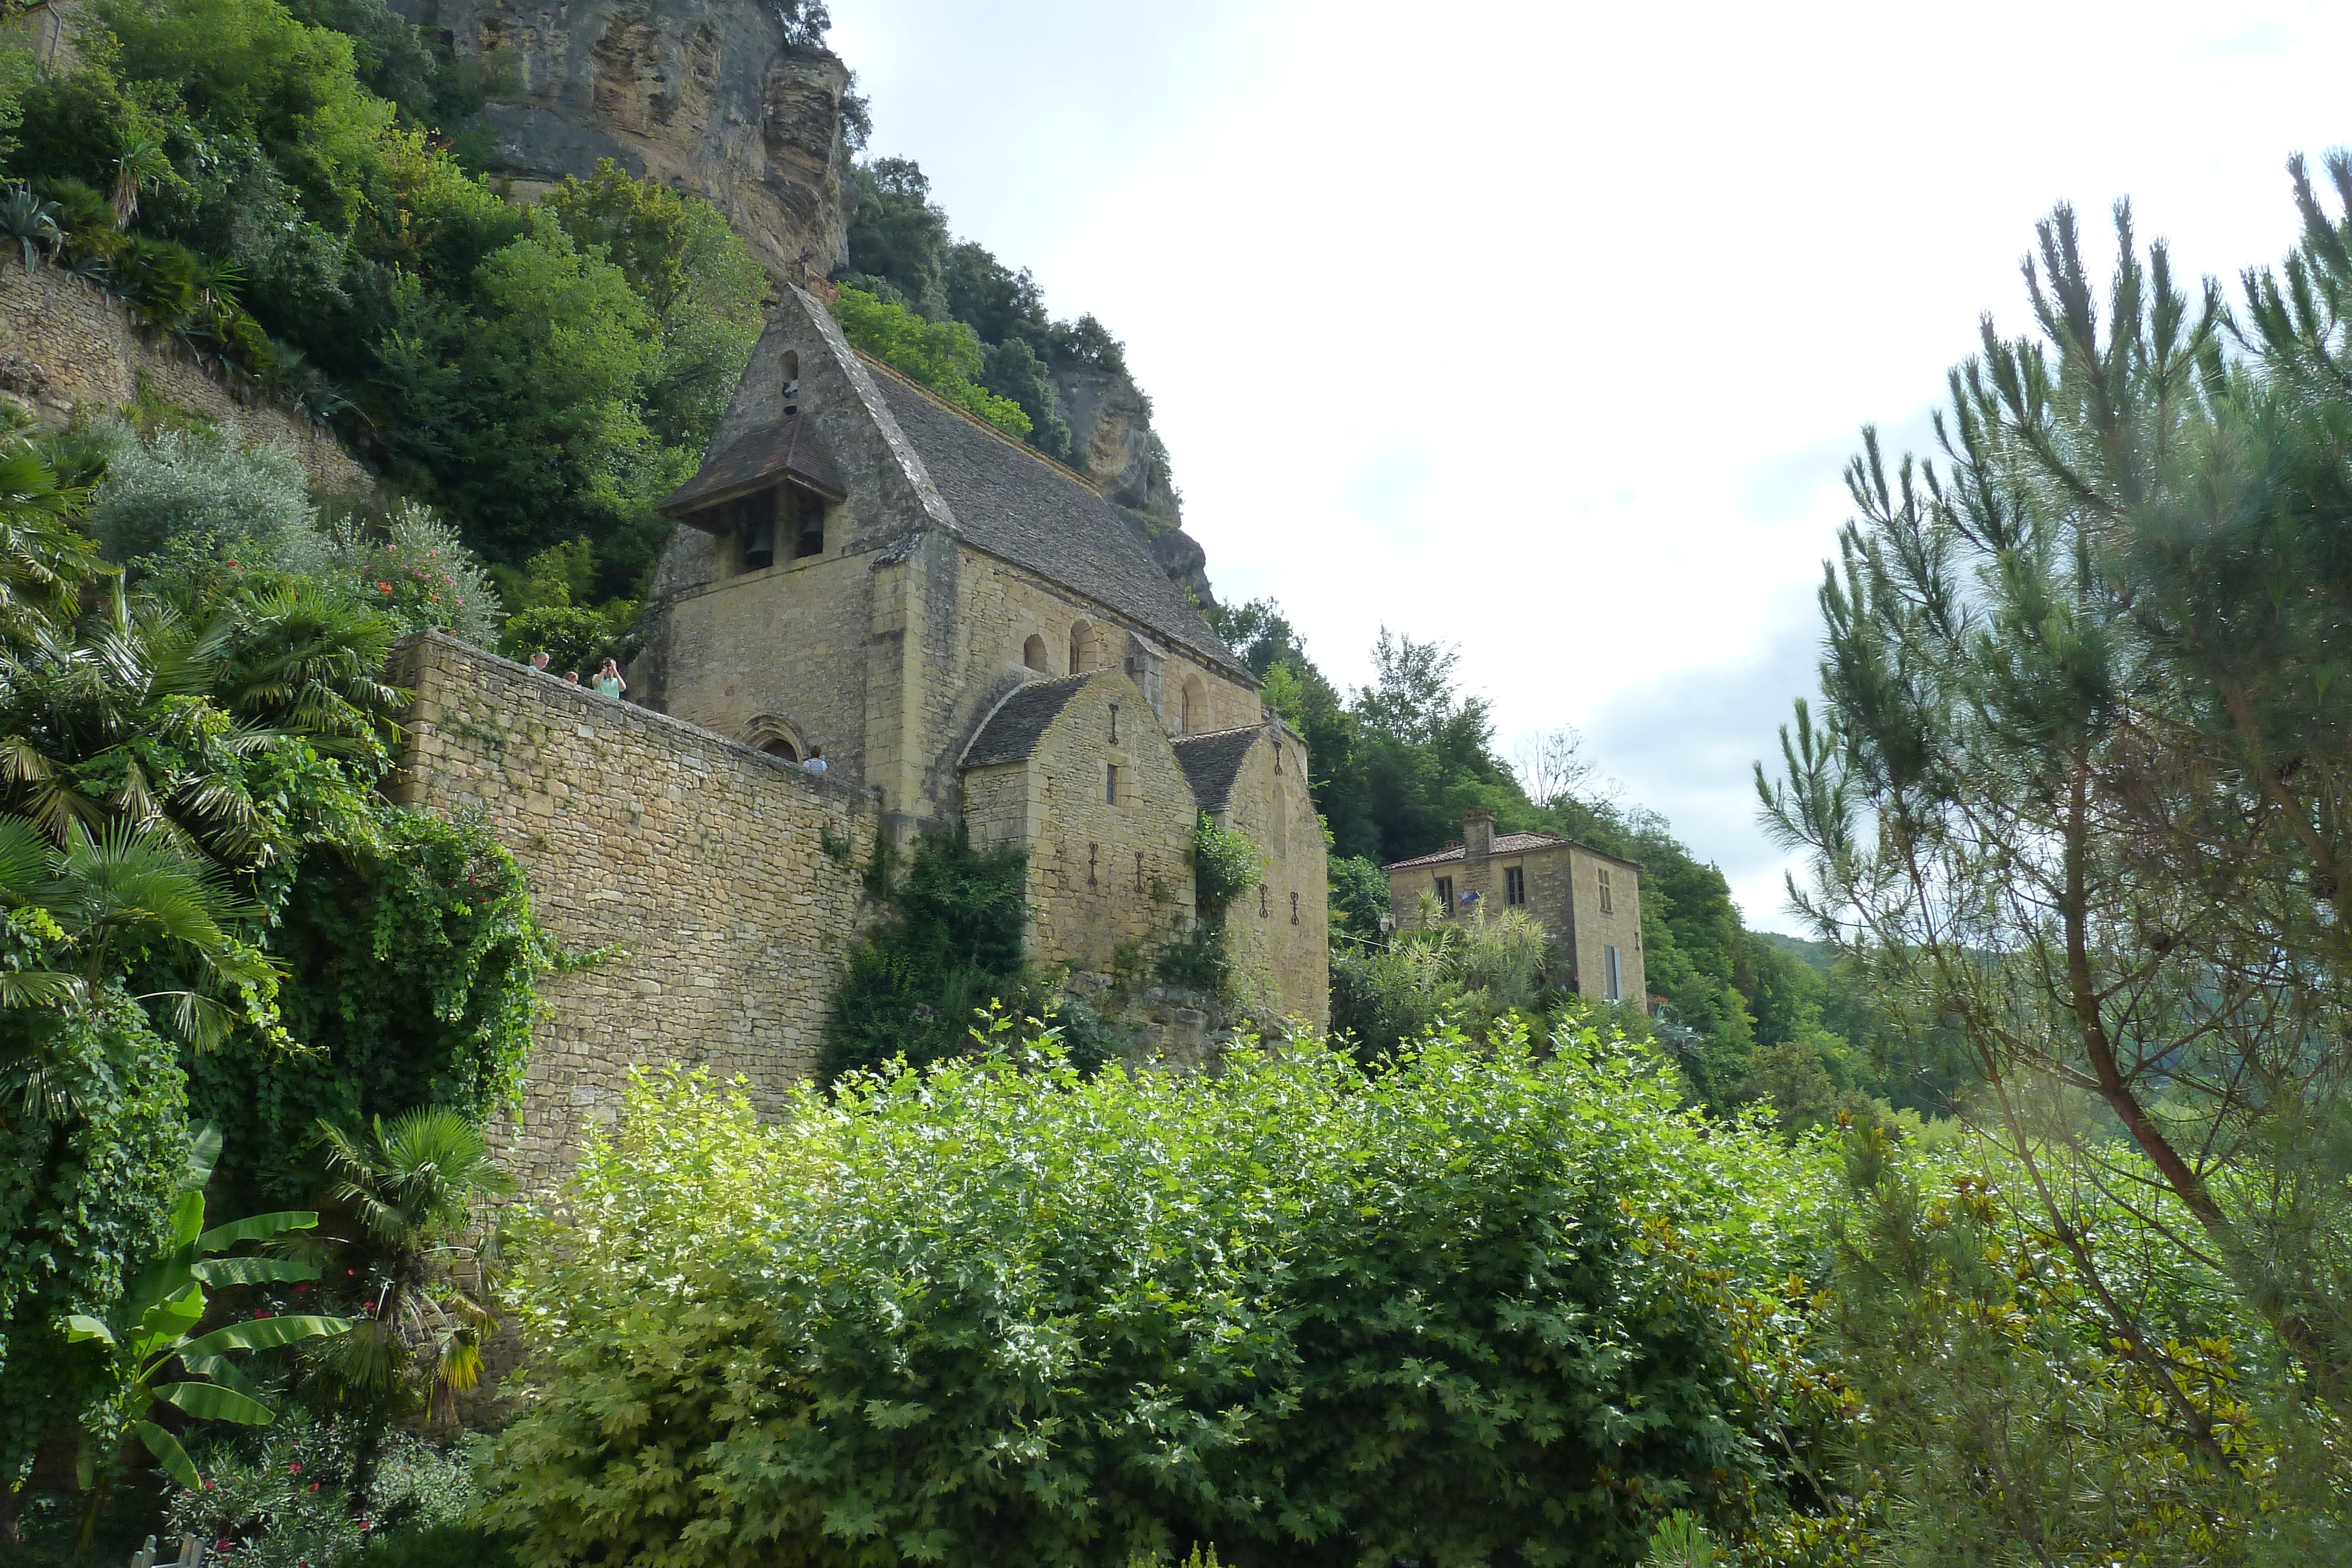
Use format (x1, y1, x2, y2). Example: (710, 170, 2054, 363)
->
(485, 1029, 1841, 1568)
(821, 830, 1030, 1080)
(838, 156, 1145, 474)
(0, 414, 550, 1548)
(0, 3, 766, 609)
(1751, 163, 2352, 1550)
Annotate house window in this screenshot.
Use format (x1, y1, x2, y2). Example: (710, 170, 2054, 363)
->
(1605, 945, 1623, 1001)
(735, 489, 777, 571)
(1434, 875, 1454, 914)
(1598, 866, 1614, 914)
(760, 738, 799, 762)
(1504, 865, 1525, 906)
(1023, 634, 1048, 671)
(1105, 764, 1119, 804)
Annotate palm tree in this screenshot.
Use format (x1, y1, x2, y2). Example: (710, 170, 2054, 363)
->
(315, 1108, 516, 1425)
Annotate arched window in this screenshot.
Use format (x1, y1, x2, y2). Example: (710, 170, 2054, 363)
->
(1023, 634, 1048, 672)
(741, 715, 804, 763)
(781, 350, 801, 412)
(1180, 676, 1205, 735)
(1069, 619, 1094, 674)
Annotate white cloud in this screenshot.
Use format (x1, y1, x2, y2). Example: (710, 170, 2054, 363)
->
(832, 0, 2352, 930)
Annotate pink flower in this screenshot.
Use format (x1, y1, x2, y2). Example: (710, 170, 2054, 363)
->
(288, 1461, 302, 1473)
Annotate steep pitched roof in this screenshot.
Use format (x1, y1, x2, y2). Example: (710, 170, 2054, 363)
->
(959, 675, 1096, 768)
(656, 411, 846, 522)
(1172, 726, 1262, 813)
(859, 363, 1250, 680)
(1383, 833, 1645, 873)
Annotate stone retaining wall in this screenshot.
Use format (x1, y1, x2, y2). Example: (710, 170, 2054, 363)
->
(389, 632, 881, 1191)
(0, 264, 372, 495)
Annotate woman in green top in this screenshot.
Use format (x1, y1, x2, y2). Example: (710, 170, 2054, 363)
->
(592, 658, 627, 700)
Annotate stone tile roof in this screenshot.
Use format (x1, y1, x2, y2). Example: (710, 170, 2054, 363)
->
(1382, 833, 1645, 873)
(655, 411, 846, 521)
(1172, 726, 1262, 813)
(959, 675, 1096, 768)
(863, 368, 1250, 680)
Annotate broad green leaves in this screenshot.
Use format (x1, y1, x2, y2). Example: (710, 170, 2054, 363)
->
(486, 1028, 1839, 1567)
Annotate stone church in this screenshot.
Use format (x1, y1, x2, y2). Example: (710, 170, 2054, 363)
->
(633, 286, 1329, 1024)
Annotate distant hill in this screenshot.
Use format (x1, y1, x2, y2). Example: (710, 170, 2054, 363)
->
(1749, 930, 1839, 974)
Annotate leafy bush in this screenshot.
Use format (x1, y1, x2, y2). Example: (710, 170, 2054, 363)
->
(829, 283, 1034, 439)
(1187, 813, 1262, 915)
(91, 420, 326, 573)
(496, 604, 626, 677)
(1331, 907, 1553, 1057)
(162, 1413, 485, 1568)
(822, 828, 1029, 1079)
(486, 1031, 1840, 1567)
(326, 500, 501, 647)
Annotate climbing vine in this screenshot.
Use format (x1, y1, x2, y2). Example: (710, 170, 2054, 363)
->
(823, 829, 1030, 1081)
(188, 808, 552, 1201)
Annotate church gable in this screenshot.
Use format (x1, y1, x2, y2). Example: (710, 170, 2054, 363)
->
(961, 669, 1198, 973)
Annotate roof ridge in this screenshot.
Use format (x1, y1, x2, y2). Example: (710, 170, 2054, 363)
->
(1172, 724, 1264, 743)
(851, 350, 1105, 493)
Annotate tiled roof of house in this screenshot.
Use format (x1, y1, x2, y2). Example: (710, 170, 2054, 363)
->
(958, 675, 1096, 768)
(1171, 726, 1262, 813)
(655, 410, 846, 521)
(1383, 833, 1645, 874)
(1383, 833, 1568, 871)
(863, 367, 1251, 680)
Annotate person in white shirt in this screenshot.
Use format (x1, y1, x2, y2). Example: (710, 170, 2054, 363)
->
(803, 747, 826, 775)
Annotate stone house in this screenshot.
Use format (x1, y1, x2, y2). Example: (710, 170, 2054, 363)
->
(630, 286, 1328, 1024)
(1383, 808, 1646, 1005)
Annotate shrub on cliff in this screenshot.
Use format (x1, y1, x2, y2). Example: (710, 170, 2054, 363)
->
(482, 1027, 1840, 1567)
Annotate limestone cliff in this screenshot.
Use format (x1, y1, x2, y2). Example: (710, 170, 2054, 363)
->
(1054, 363, 1214, 607)
(389, 0, 854, 286)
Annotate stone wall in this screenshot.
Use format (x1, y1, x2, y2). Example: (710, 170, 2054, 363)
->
(963, 671, 1198, 974)
(0, 266, 372, 494)
(1215, 730, 1331, 1029)
(389, 631, 880, 1191)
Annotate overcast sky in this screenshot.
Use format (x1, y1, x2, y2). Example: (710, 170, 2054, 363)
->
(829, 0, 2352, 932)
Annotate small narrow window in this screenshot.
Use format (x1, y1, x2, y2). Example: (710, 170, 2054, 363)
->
(1598, 866, 1614, 914)
(1105, 764, 1118, 804)
(1289, 890, 1300, 925)
(1088, 842, 1098, 888)
(1435, 875, 1454, 914)
(1605, 945, 1623, 1001)
(1274, 743, 1282, 774)
(1505, 865, 1525, 906)
(1134, 851, 1145, 894)
(1258, 883, 1269, 918)
(1108, 704, 1119, 744)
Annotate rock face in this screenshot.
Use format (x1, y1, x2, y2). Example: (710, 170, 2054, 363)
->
(1053, 362, 1214, 606)
(389, 0, 853, 285)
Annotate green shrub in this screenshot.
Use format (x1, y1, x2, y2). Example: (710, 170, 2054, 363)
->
(1330, 907, 1552, 1058)
(1187, 812, 1262, 915)
(485, 1028, 1840, 1567)
(822, 828, 1030, 1079)
(497, 604, 623, 675)
(326, 499, 502, 647)
(161, 1413, 485, 1568)
(91, 420, 326, 571)
(829, 283, 1033, 439)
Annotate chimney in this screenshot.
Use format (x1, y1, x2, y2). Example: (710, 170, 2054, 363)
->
(1463, 807, 1494, 862)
